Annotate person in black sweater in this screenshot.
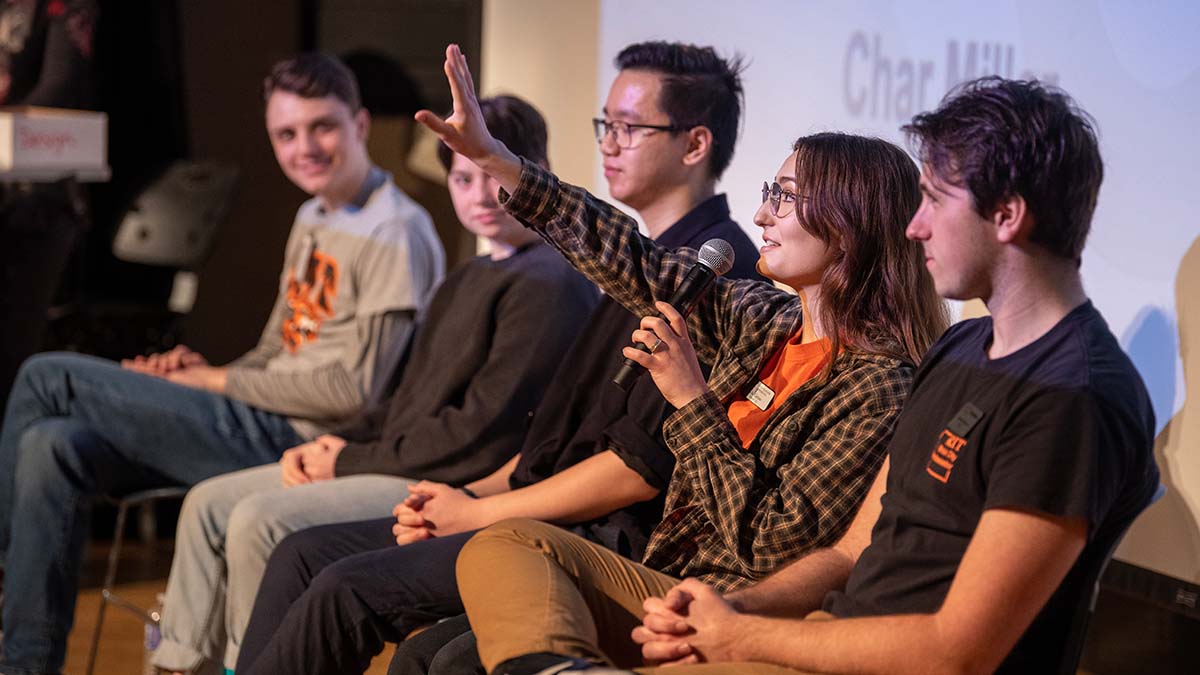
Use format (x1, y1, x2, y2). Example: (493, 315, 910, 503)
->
(151, 94, 597, 675)
(233, 41, 765, 675)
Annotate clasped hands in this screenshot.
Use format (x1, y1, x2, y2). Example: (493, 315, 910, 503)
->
(121, 344, 228, 393)
(280, 434, 347, 486)
(392, 480, 483, 546)
(633, 578, 747, 665)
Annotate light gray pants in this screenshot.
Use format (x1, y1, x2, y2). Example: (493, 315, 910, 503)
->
(151, 464, 414, 673)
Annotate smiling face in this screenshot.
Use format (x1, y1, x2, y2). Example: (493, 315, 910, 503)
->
(753, 151, 838, 290)
(265, 90, 370, 203)
(597, 69, 691, 210)
(447, 152, 529, 249)
(905, 166, 999, 301)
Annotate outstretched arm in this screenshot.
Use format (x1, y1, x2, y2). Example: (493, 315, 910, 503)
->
(416, 44, 769, 363)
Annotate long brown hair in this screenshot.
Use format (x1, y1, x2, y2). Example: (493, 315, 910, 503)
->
(791, 132, 948, 368)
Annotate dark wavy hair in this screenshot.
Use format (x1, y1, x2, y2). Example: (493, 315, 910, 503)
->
(437, 95, 549, 172)
(792, 133, 949, 369)
(263, 53, 360, 111)
(903, 76, 1104, 263)
(615, 41, 745, 179)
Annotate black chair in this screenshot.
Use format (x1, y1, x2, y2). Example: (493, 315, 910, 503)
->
(1056, 483, 1166, 675)
(47, 159, 239, 359)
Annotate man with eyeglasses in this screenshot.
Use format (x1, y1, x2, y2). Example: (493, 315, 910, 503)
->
(227, 41, 765, 675)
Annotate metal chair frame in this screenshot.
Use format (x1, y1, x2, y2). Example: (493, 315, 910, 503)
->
(84, 486, 189, 675)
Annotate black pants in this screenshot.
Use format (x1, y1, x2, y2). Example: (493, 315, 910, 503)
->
(237, 517, 478, 675)
(388, 614, 484, 675)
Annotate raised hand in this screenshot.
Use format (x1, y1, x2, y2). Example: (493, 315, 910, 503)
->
(414, 44, 522, 192)
(622, 301, 710, 408)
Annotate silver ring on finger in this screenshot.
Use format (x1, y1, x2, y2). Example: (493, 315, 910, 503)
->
(650, 338, 664, 354)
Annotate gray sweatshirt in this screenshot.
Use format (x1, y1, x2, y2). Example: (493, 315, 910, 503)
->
(225, 168, 445, 438)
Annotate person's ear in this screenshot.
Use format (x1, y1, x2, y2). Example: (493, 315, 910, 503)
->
(680, 126, 713, 169)
(355, 108, 371, 141)
(992, 193, 1032, 244)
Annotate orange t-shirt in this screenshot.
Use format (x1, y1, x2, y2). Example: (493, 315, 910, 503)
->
(727, 334, 832, 448)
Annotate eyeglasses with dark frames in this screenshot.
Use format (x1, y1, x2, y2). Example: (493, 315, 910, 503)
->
(592, 118, 686, 149)
(762, 181, 799, 218)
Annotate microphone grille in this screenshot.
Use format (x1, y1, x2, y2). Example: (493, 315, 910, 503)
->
(697, 239, 735, 276)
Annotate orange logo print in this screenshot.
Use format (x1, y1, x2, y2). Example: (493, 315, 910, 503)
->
(282, 250, 339, 352)
(926, 429, 967, 484)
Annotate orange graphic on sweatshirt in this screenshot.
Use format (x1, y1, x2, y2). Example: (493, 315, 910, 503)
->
(282, 250, 338, 352)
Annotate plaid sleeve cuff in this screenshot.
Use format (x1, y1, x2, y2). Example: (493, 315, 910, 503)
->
(663, 390, 740, 459)
(498, 158, 562, 227)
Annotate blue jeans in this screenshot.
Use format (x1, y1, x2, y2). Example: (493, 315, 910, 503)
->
(0, 352, 303, 675)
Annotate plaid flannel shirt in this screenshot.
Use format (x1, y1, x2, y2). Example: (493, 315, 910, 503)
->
(501, 161, 914, 591)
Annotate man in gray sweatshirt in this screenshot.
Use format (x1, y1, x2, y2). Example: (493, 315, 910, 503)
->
(0, 53, 444, 675)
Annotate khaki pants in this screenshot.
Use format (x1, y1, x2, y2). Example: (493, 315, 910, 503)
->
(457, 519, 820, 675)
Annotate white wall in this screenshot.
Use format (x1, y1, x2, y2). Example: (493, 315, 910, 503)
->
(481, 0, 600, 191)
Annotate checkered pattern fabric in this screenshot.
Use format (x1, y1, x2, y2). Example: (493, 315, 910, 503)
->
(501, 161, 914, 591)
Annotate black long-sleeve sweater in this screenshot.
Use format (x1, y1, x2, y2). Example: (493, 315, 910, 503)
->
(333, 241, 597, 484)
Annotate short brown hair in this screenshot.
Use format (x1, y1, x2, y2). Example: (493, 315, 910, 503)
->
(263, 53, 360, 111)
(903, 77, 1103, 262)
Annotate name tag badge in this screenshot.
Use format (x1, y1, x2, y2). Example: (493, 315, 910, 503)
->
(747, 381, 775, 411)
(947, 402, 984, 437)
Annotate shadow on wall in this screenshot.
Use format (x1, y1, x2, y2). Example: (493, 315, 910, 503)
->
(1118, 234, 1200, 582)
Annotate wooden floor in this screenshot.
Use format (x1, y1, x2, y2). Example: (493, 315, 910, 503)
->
(63, 539, 392, 675)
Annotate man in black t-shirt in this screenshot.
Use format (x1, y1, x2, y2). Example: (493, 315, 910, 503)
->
(632, 78, 1159, 675)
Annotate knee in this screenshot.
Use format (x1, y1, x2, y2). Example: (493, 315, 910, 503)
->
(13, 351, 84, 394)
(15, 351, 68, 382)
(259, 526, 327, 582)
(457, 518, 556, 574)
(14, 419, 86, 484)
(177, 477, 228, 540)
(306, 558, 357, 606)
(428, 632, 482, 675)
(226, 494, 286, 563)
(465, 518, 558, 549)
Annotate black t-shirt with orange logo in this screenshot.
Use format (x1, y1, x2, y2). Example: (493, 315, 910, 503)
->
(825, 301, 1159, 673)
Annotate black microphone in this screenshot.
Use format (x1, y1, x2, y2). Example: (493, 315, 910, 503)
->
(612, 238, 735, 391)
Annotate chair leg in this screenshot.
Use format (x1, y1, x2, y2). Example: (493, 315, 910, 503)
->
(138, 503, 157, 544)
(85, 499, 131, 675)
